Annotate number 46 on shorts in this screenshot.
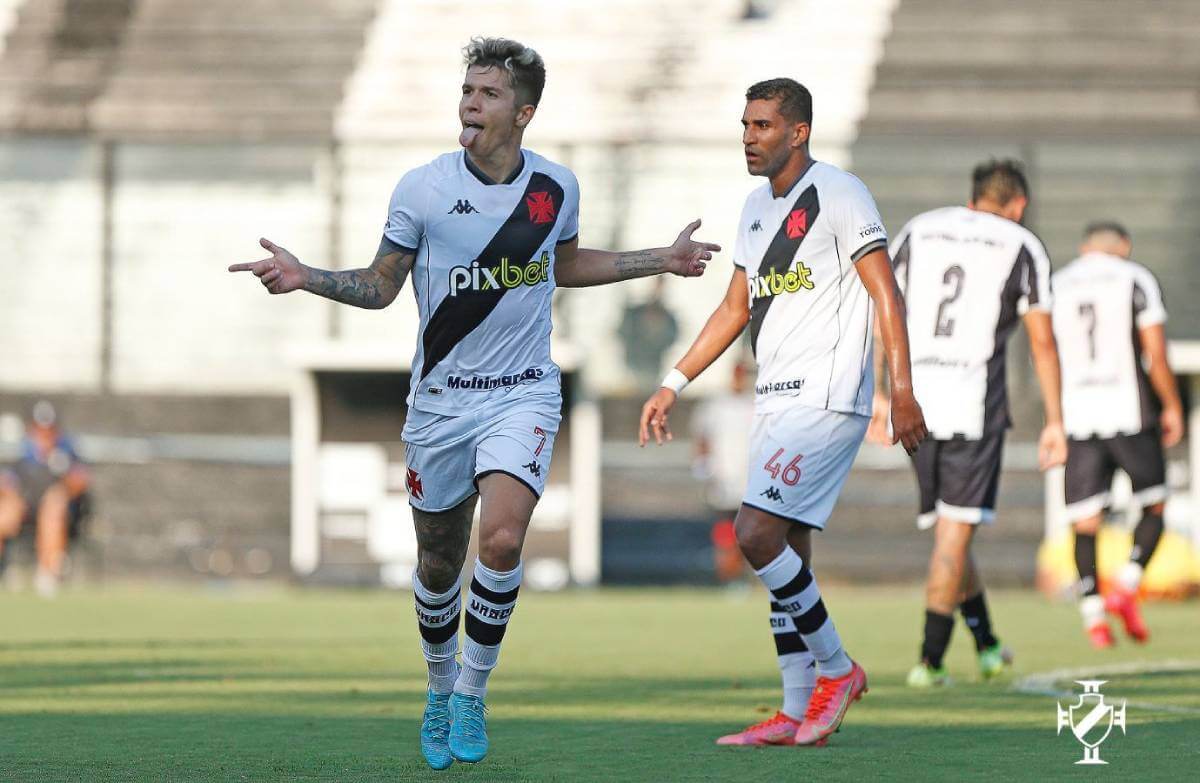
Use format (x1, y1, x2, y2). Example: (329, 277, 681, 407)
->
(764, 448, 803, 486)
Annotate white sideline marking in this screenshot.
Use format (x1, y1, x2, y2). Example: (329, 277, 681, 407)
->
(1013, 659, 1200, 716)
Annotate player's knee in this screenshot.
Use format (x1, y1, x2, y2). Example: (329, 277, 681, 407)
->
(1073, 516, 1101, 535)
(733, 518, 779, 566)
(417, 551, 462, 592)
(479, 526, 523, 569)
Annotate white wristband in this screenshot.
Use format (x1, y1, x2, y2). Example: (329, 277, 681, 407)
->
(661, 368, 690, 395)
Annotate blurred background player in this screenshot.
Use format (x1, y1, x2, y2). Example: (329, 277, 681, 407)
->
(1051, 221, 1183, 648)
(618, 276, 680, 395)
(0, 401, 91, 598)
(641, 78, 926, 747)
(692, 357, 755, 584)
(872, 160, 1067, 687)
(231, 36, 717, 771)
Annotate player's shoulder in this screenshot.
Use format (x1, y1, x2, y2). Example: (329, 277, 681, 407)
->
(811, 161, 875, 200)
(522, 149, 579, 189)
(1124, 257, 1163, 291)
(393, 151, 460, 192)
(902, 205, 967, 232)
(741, 179, 774, 210)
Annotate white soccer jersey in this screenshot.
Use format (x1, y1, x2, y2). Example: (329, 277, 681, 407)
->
(891, 206, 1052, 439)
(1052, 252, 1166, 438)
(732, 161, 888, 416)
(384, 149, 580, 415)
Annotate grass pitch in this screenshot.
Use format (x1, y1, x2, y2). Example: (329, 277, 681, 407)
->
(1, 584, 1197, 781)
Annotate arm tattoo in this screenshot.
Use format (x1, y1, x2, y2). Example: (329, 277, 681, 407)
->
(304, 247, 414, 309)
(614, 250, 665, 278)
(305, 267, 390, 308)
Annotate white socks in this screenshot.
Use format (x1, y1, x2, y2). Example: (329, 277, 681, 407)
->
(456, 559, 523, 698)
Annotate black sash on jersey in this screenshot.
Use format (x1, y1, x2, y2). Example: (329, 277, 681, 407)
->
(749, 184, 821, 356)
(420, 172, 565, 381)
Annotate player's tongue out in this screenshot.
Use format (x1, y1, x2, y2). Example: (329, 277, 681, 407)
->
(459, 125, 482, 147)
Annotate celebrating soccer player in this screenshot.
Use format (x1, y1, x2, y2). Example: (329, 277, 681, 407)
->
(872, 160, 1067, 687)
(231, 37, 718, 770)
(640, 78, 926, 747)
(1052, 221, 1182, 648)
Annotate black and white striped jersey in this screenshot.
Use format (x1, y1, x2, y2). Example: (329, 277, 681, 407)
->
(890, 206, 1052, 439)
(383, 149, 580, 415)
(1052, 252, 1166, 438)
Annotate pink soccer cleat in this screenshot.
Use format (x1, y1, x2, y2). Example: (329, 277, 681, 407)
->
(1105, 588, 1149, 643)
(793, 661, 868, 747)
(715, 711, 802, 746)
(1086, 621, 1115, 650)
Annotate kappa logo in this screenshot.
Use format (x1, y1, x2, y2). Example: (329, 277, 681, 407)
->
(526, 191, 556, 224)
(760, 486, 783, 502)
(786, 208, 808, 240)
(750, 219, 763, 232)
(523, 461, 542, 478)
(406, 467, 424, 501)
(447, 199, 478, 215)
(1056, 680, 1126, 765)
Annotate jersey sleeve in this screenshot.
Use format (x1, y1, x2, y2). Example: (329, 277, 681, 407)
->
(382, 168, 428, 252)
(1015, 234, 1053, 314)
(836, 176, 888, 263)
(556, 169, 580, 245)
(731, 199, 753, 270)
(888, 219, 914, 296)
(1132, 266, 1167, 328)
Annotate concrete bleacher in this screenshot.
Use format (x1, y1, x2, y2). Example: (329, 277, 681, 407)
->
(0, 0, 134, 133)
(853, 0, 1200, 343)
(860, 0, 1200, 137)
(91, 0, 376, 141)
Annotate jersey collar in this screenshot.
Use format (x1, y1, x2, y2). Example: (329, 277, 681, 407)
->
(463, 150, 526, 186)
(772, 158, 818, 200)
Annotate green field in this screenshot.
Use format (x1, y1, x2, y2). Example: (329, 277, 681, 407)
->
(1, 584, 1197, 782)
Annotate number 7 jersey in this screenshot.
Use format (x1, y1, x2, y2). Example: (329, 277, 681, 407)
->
(891, 206, 1052, 439)
(1052, 252, 1166, 438)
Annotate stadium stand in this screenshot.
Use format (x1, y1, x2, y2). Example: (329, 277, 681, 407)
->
(853, 0, 1200, 344)
(0, 0, 133, 133)
(91, 0, 376, 141)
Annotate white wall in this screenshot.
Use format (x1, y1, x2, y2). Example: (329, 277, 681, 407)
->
(0, 138, 103, 391)
(109, 144, 332, 393)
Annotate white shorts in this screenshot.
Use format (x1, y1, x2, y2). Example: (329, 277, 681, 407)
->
(402, 392, 561, 513)
(742, 404, 868, 530)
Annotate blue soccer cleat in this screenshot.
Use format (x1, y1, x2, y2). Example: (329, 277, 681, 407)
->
(420, 690, 453, 770)
(448, 692, 489, 763)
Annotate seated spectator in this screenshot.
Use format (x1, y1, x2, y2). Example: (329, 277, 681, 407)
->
(0, 401, 90, 597)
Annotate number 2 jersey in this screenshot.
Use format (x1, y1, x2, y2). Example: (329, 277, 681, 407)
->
(732, 161, 889, 417)
(383, 149, 580, 415)
(1052, 251, 1166, 438)
(890, 206, 1052, 439)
